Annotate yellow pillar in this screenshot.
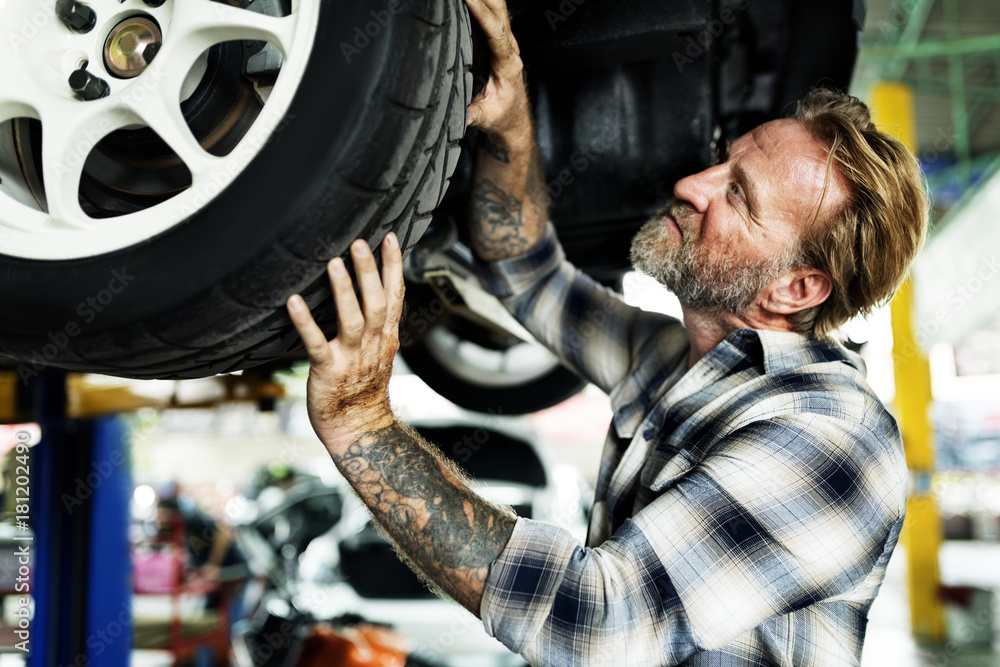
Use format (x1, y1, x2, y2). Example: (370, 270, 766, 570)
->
(872, 81, 946, 642)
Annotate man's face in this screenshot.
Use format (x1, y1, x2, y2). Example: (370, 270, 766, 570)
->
(631, 119, 846, 315)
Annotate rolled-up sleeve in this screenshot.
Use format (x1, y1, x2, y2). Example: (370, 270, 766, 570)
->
(477, 223, 682, 394)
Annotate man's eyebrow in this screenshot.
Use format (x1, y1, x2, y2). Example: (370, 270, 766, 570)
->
(731, 162, 760, 216)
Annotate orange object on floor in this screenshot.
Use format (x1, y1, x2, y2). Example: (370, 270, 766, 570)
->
(296, 623, 413, 667)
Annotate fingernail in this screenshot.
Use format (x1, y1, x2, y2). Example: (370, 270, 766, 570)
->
(330, 258, 347, 276)
(386, 232, 398, 249)
(288, 294, 304, 311)
(352, 240, 371, 256)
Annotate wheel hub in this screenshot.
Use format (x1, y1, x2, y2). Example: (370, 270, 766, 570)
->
(104, 16, 162, 79)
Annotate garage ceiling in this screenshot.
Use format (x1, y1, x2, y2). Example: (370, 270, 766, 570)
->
(855, 0, 1000, 222)
(854, 0, 1000, 346)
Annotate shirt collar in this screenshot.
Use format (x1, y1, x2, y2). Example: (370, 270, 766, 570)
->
(747, 328, 867, 376)
(609, 327, 866, 440)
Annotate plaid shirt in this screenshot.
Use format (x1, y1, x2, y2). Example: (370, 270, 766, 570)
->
(474, 225, 907, 666)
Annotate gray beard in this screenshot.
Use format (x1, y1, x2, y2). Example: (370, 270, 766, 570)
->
(629, 206, 799, 316)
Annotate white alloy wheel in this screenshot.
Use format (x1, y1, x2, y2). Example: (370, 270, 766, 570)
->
(0, 0, 319, 259)
(0, 0, 474, 381)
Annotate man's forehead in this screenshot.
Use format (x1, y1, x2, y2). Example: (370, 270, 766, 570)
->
(739, 119, 826, 164)
(737, 119, 847, 224)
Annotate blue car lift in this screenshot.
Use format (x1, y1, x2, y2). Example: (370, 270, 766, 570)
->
(21, 372, 133, 667)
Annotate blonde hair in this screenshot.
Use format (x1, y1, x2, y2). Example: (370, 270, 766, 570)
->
(789, 89, 928, 338)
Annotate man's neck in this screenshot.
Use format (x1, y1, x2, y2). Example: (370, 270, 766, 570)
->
(682, 309, 743, 369)
(681, 306, 791, 369)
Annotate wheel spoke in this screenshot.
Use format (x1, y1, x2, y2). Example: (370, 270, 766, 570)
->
(170, 0, 297, 57)
(127, 89, 220, 179)
(37, 104, 138, 228)
(0, 0, 319, 258)
(39, 119, 93, 229)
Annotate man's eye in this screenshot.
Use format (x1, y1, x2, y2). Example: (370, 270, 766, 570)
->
(729, 181, 742, 198)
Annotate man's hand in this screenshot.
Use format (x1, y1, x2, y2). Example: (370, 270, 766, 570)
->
(465, 0, 531, 144)
(286, 239, 516, 615)
(285, 234, 403, 453)
(464, 0, 548, 261)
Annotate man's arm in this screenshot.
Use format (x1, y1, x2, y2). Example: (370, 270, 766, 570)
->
(465, 0, 548, 261)
(463, 0, 689, 395)
(480, 415, 906, 665)
(285, 235, 515, 616)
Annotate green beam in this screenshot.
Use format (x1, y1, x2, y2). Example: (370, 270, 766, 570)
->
(903, 80, 1000, 102)
(861, 34, 1000, 62)
(886, 0, 938, 79)
(943, 0, 971, 188)
(968, 99, 996, 140)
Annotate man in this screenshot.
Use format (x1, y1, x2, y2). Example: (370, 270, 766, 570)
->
(284, 0, 928, 664)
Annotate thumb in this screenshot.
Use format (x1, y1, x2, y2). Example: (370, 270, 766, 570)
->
(467, 102, 482, 127)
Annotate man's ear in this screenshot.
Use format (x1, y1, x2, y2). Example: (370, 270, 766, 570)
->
(761, 267, 832, 315)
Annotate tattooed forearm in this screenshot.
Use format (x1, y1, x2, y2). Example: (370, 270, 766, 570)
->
(481, 135, 511, 164)
(329, 422, 516, 614)
(470, 178, 532, 259)
(469, 125, 548, 261)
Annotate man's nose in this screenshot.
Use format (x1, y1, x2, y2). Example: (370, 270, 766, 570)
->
(673, 164, 724, 214)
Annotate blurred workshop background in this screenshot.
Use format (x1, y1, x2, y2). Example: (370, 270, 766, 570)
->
(2, 0, 1000, 665)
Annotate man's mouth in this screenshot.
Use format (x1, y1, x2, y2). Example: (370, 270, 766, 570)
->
(664, 213, 682, 238)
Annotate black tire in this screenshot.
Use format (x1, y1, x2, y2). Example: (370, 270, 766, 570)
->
(0, 0, 472, 380)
